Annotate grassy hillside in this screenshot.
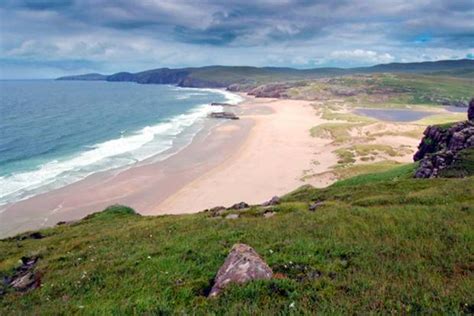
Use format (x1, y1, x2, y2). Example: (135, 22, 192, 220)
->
(287, 73, 473, 107)
(1, 164, 473, 314)
(57, 59, 474, 90)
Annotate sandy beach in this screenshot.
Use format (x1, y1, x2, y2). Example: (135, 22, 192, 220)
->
(152, 97, 336, 214)
(0, 93, 423, 238)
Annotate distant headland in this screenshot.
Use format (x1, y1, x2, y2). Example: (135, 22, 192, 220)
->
(57, 59, 474, 89)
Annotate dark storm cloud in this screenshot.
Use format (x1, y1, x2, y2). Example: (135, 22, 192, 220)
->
(0, 0, 473, 78)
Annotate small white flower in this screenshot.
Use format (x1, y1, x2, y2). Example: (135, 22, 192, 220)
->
(147, 256, 151, 259)
(289, 302, 295, 308)
(269, 249, 274, 254)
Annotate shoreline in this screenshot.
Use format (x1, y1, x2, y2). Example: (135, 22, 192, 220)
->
(0, 92, 425, 238)
(152, 96, 336, 214)
(0, 85, 239, 208)
(0, 94, 254, 238)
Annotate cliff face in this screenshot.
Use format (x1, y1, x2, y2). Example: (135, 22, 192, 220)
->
(414, 99, 474, 178)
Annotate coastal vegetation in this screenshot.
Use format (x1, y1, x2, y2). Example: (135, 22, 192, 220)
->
(4, 59, 472, 314)
(58, 60, 474, 105)
(1, 160, 473, 314)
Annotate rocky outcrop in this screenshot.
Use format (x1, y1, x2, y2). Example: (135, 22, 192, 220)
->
(468, 98, 474, 121)
(209, 112, 239, 120)
(211, 102, 236, 106)
(414, 104, 474, 178)
(209, 244, 273, 297)
(262, 196, 280, 206)
(3, 257, 41, 294)
(248, 82, 305, 98)
(228, 202, 249, 210)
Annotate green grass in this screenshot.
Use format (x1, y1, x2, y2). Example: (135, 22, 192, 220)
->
(439, 148, 474, 178)
(415, 113, 467, 125)
(310, 123, 365, 144)
(1, 165, 473, 314)
(334, 144, 408, 166)
(319, 106, 375, 123)
(330, 160, 404, 180)
(334, 148, 356, 164)
(330, 162, 417, 187)
(289, 73, 473, 107)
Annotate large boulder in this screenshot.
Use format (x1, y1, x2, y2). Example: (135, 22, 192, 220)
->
(209, 244, 273, 297)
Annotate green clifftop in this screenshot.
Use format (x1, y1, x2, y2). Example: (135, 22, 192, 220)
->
(1, 163, 473, 314)
(56, 59, 474, 89)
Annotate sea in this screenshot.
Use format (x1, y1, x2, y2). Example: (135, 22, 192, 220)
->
(0, 80, 241, 206)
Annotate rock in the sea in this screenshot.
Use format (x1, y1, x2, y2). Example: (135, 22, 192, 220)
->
(209, 112, 239, 120)
(229, 202, 249, 210)
(468, 98, 474, 121)
(209, 244, 273, 297)
(211, 102, 235, 106)
(262, 196, 280, 206)
(225, 214, 239, 219)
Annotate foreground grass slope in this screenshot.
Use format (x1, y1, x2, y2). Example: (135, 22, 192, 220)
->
(1, 164, 473, 314)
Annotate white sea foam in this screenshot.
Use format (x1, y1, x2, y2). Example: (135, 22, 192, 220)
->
(0, 88, 241, 206)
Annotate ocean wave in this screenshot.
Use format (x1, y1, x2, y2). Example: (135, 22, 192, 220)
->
(0, 102, 223, 206)
(170, 86, 243, 105)
(0, 87, 242, 206)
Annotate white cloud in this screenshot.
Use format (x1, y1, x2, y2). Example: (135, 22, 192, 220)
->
(330, 49, 395, 64)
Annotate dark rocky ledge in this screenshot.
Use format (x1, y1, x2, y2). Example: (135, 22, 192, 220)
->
(413, 98, 474, 178)
(208, 112, 239, 120)
(211, 102, 236, 106)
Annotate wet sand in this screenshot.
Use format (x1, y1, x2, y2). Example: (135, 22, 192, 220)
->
(0, 93, 424, 238)
(0, 100, 254, 237)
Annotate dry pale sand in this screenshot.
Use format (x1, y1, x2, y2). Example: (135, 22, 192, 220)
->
(0, 94, 422, 238)
(152, 97, 336, 214)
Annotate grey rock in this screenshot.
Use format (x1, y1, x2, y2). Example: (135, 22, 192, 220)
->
(229, 202, 250, 210)
(209, 206, 226, 217)
(263, 211, 275, 218)
(211, 102, 236, 106)
(209, 244, 273, 297)
(6, 257, 41, 292)
(209, 112, 239, 120)
(225, 214, 239, 219)
(262, 196, 280, 206)
(309, 201, 324, 212)
(414, 119, 474, 178)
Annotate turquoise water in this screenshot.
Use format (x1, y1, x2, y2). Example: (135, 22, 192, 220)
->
(0, 80, 241, 205)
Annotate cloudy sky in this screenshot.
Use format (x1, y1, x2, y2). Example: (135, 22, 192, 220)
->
(0, 0, 473, 78)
